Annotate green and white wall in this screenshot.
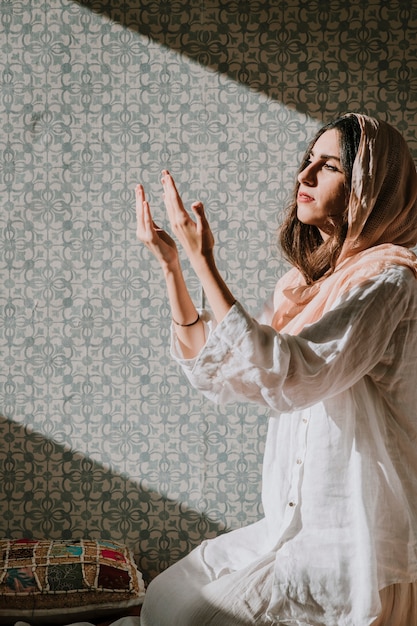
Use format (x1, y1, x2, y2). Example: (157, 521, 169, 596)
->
(1, 0, 416, 581)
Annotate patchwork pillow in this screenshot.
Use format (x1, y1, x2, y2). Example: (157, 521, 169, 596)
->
(0, 538, 146, 625)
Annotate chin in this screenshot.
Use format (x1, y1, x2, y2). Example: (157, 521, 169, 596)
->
(297, 212, 320, 228)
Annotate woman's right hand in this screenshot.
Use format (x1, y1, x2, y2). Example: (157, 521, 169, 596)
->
(135, 183, 180, 272)
(161, 170, 215, 270)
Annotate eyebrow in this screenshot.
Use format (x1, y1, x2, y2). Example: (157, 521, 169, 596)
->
(310, 150, 341, 161)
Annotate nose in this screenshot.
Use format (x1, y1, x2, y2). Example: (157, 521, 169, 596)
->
(298, 162, 317, 187)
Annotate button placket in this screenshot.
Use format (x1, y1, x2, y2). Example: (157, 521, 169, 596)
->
(286, 412, 310, 510)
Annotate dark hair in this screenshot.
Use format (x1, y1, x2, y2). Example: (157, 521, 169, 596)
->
(279, 115, 362, 284)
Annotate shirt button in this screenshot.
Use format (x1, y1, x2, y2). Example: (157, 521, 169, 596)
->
(303, 418, 308, 424)
(296, 458, 302, 465)
(289, 501, 296, 507)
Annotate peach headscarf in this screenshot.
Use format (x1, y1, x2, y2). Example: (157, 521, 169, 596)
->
(272, 114, 417, 335)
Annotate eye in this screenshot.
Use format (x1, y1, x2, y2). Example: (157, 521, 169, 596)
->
(324, 162, 340, 172)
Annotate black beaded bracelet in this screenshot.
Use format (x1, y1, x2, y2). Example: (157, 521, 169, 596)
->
(172, 313, 200, 327)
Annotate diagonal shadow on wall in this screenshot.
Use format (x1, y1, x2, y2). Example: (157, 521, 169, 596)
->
(0, 414, 226, 583)
(73, 0, 313, 114)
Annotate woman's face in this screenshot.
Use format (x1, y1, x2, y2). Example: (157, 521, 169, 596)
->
(296, 128, 347, 240)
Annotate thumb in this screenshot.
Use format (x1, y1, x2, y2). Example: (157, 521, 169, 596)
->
(191, 201, 206, 221)
(191, 201, 207, 232)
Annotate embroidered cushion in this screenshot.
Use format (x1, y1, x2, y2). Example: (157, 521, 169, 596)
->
(0, 538, 145, 624)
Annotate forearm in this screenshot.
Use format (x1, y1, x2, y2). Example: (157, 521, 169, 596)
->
(190, 252, 236, 324)
(164, 253, 235, 359)
(164, 260, 206, 359)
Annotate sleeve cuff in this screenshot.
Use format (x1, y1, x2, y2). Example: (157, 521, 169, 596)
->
(170, 301, 254, 371)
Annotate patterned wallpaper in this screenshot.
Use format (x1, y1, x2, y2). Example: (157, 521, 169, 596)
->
(1, 0, 417, 581)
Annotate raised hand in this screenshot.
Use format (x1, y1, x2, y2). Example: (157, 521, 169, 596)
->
(135, 183, 179, 271)
(161, 170, 215, 267)
(136, 172, 235, 329)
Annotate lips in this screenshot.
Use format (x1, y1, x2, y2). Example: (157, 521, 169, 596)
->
(297, 191, 315, 202)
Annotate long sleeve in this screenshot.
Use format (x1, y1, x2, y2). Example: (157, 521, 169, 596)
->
(169, 265, 417, 626)
(171, 266, 416, 413)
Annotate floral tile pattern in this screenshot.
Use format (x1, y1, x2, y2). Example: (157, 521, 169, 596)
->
(1, 0, 417, 580)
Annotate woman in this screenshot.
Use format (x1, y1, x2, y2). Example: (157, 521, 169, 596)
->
(136, 114, 417, 625)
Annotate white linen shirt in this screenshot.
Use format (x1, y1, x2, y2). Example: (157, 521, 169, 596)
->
(171, 265, 417, 626)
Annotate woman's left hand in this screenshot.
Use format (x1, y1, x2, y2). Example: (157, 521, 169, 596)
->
(161, 170, 215, 268)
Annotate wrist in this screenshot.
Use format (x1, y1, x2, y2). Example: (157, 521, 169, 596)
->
(162, 257, 182, 278)
(190, 250, 216, 274)
(172, 312, 200, 327)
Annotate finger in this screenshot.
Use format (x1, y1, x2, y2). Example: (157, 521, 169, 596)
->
(135, 183, 145, 206)
(135, 185, 146, 238)
(142, 200, 157, 237)
(161, 171, 187, 216)
(191, 200, 203, 217)
(191, 201, 204, 215)
(191, 201, 207, 230)
(135, 184, 146, 226)
(136, 186, 156, 243)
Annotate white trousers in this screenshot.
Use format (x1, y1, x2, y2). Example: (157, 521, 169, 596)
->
(140, 543, 417, 626)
